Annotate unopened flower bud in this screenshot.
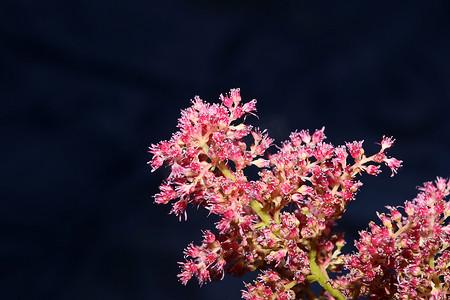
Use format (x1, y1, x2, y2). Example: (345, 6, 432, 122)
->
(377, 212, 392, 229)
(405, 201, 415, 216)
(366, 165, 381, 176)
(252, 158, 270, 168)
(388, 207, 402, 222)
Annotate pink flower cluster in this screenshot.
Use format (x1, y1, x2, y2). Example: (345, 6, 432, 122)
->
(337, 177, 450, 299)
(149, 89, 448, 299)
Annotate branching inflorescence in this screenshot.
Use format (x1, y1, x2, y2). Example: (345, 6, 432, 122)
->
(149, 89, 450, 299)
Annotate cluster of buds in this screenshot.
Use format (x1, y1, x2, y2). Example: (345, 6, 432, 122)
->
(149, 89, 447, 299)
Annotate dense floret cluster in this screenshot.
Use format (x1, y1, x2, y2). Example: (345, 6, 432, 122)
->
(149, 89, 448, 299)
(337, 178, 450, 299)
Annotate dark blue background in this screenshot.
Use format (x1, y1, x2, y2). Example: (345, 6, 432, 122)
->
(2, 1, 450, 299)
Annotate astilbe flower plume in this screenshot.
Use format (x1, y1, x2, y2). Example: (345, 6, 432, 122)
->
(149, 89, 411, 299)
(337, 177, 450, 299)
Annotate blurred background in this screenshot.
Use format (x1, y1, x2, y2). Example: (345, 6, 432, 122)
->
(2, 0, 450, 299)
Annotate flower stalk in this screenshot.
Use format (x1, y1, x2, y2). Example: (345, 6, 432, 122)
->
(308, 240, 345, 300)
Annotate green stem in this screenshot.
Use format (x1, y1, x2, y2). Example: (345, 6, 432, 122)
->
(200, 142, 236, 182)
(250, 200, 273, 225)
(217, 162, 235, 181)
(284, 280, 298, 290)
(309, 242, 345, 300)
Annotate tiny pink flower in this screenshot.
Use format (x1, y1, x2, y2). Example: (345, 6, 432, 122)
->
(229, 88, 242, 106)
(312, 127, 326, 144)
(380, 135, 395, 151)
(366, 165, 381, 176)
(387, 206, 402, 222)
(384, 157, 403, 177)
(299, 129, 311, 144)
(266, 249, 287, 267)
(242, 99, 257, 115)
(170, 199, 188, 221)
(184, 243, 200, 257)
(346, 140, 364, 159)
(251, 158, 270, 168)
(168, 162, 188, 179)
(202, 230, 216, 244)
(291, 193, 303, 203)
(289, 131, 303, 146)
(334, 145, 348, 164)
(178, 261, 197, 285)
(220, 93, 233, 108)
(148, 155, 164, 172)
